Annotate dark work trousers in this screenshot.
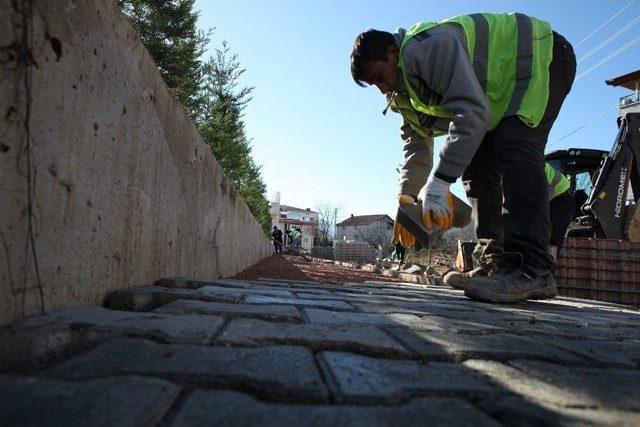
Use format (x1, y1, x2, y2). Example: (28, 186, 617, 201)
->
(462, 32, 577, 276)
(549, 189, 575, 248)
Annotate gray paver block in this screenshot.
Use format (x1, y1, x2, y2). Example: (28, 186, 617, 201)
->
(170, 390, 500, 427)
(319, 351, 493, 403)
(0, 375, 179, 427)
(509, 360, 640, 411)
(0, 307, 225, 370)
(245, 295, 353, 310)
(34, 306, 224, 345)
(479, 394, 640, 427)
(217, 318, 410, 358)
(506, 320, 640, 341)
(155, 277, 240, 289)
(388, 329, 586, 364)
(198, 285, 292, 298)
(465, 359, 640, 411)
(546, 336, 640, 368)
(293, 292, 342, 300)
(257, 278, 321, 286)
(154, 300, 303, 323)
(351, 302, 484, 317)
(304, 309, 443, 331)
(45, 339, 328, 402)
(107, 286, 292, 311)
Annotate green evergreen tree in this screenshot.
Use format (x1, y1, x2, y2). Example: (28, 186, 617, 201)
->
(118, 2, 272, 235)
(199, 42, 272, 234)
(117, 0, 209, 120)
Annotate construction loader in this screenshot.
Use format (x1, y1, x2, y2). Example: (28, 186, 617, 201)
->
(545, 113, 640, 241)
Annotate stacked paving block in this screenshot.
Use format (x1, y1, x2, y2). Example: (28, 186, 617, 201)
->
(555, 237, 640, 305)
(334, 241, 376, 263)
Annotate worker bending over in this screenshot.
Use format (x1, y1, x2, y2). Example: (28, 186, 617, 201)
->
(351, 12, 576, 302)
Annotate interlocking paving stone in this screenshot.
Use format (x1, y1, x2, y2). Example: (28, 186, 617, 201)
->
(155, 277, 249, 289)
(170, 390, 501, 427)
(351, 302, 486, 316)
(4, 277, 640, 425)
(304, 309, 443, 331)
(244, 295, 353, 310)
(198, 285, 293, 298)
(0, 307, 225, 370)
(45, 339, 328, 402)
(479, 394, 640, 427)
(217, 319, 410, 358)
(108, 286, 292, 311)
(26, 307, 225, 345)
(0, 375, 179, 427)
(319, 351, 493, 403)
(485, 306, 640, 328)
(293, 292, 343, 300)
(428, 317, 508, 334)
(257, 278, 321, 286)
(509, 360, 640, 411)
(545, 336, 640, 368)
(505, 320, 640, 340)
(387, 329, 587, 363)
(332, 292, 463, 307)
(156, 278, 298, 291)
(154, 300, 303, 323)
(465, 359, 640, 411)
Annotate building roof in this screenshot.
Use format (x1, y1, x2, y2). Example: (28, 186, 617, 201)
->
(606, 70, 640, 90)
(336, 214, 393, 227)
(279, 204, 318, 214)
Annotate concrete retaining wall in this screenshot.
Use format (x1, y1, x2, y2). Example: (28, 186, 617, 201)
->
(0, 0, 272, 324)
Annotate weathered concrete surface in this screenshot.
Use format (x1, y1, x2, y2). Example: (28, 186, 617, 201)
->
(171, 390, 501, 427)
(0, 0, 271, 324)
(1, 279, 640, 425)
(0, 375, 179, 427)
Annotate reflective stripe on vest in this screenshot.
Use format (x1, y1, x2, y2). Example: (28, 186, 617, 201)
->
(545, 163, 570, 199)
(390, 92, 446, 138)
(398, 13, 554, 131)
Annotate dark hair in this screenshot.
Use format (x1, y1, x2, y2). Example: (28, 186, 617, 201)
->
(350, 29, 395, 87)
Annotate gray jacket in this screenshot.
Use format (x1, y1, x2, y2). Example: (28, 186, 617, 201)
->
(392, 25, 492, 197)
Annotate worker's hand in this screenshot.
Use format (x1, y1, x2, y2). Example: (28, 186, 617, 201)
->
(393, 194, 416, 248)
(418, 176, 454, 230)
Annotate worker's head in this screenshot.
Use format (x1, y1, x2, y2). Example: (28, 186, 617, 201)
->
(273, 226, 278, 230)
(350, 29, 400, 95)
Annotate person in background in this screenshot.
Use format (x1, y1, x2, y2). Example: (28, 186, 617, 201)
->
(272, 226, 283, 254)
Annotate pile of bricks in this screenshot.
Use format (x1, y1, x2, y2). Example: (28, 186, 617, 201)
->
(555, 237, 640, 306)
(334, 241, 376, 263)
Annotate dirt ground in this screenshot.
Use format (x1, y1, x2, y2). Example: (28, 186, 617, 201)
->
(233, 254, 404, 285)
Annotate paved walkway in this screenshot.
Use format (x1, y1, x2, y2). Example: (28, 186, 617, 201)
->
(1, 278, 639, 426)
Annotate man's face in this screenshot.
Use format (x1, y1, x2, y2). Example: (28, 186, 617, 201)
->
(363, 45, 400, 95)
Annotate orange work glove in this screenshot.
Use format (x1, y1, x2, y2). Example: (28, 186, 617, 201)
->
(418, 176, 454, 230)
(393, 194, 416, 248)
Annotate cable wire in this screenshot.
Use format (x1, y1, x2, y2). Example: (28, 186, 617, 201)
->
(547, 104, 619, 149)
(576, 33, 640, 80)
(577, 14, 640, 63)
(575, 0, 638, 48)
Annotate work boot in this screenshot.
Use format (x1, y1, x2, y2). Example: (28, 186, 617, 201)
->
(464, 254, 557, 303)
(443, 265, 489, 290)
(444, 253, 500, 290)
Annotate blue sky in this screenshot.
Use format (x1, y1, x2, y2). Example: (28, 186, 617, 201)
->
(194, 0, 639, 222)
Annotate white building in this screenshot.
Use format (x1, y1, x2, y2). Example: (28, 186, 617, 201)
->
(606, 69, 640, 117)
(269, 192, 318, 252)
(335, 214, 394, 247)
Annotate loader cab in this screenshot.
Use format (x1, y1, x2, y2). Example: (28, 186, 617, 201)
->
(545, 148, 608, 218)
